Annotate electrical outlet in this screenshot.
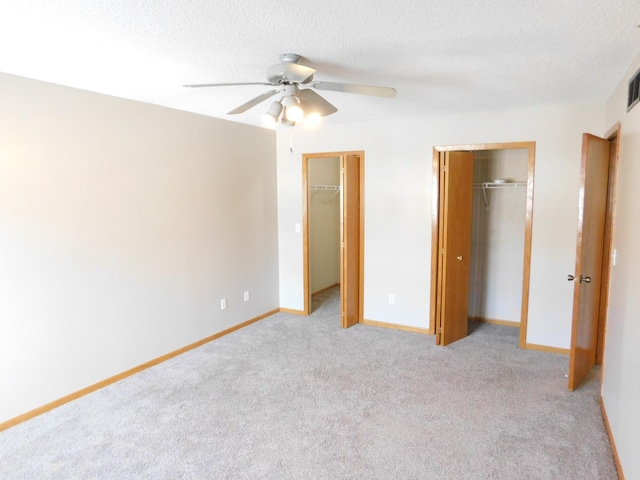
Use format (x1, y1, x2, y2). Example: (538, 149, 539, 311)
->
(220, 298, 227, 310)
(243, 290, 250, 302)
(389, 294, 395, 304)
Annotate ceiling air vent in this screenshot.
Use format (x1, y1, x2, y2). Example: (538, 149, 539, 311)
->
(628, 67, 640, 112)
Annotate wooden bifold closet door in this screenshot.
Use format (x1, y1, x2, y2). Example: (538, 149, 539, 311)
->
(436, 151, 474, 346)
(340, 154, 361, 329)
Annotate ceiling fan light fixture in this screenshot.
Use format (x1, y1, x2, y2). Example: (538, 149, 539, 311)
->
(298, 99, 323, 127)
(282, 95, 304, 122)
(281, 95, 296, 108)
(303, 111, 323, 128)
(262, 115, 278, 128)
(262, 101, 283, 127)
(285, 104, 304, 122)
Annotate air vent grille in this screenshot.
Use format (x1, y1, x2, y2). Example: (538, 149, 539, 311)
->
(628, 67, 640, 112)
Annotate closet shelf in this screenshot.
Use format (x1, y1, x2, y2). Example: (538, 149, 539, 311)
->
(473, 182, 526, 207)
(310, 184, 340, 198)
(473, 182, 526, 188)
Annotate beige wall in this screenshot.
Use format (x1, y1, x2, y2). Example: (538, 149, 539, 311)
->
(0, 72, 279, 423)
(602, 54, 640, 480)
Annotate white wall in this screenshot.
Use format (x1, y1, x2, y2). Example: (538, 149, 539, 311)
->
(0, 72, 279, 424)
(469, 149, 528, 323)
(277, 103, 604, 348)
(601, 54, 640, 480)
(309, 157, 340, 294)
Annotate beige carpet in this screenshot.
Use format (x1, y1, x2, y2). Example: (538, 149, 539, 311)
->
(0, 286, 617, 479)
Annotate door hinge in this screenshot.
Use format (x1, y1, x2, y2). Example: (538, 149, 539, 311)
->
(437, 327, 443, 334)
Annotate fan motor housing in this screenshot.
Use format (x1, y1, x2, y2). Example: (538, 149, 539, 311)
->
(267, 65, 314, 85)
(280, 53, 301, 64)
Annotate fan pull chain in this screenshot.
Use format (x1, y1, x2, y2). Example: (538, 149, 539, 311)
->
(289, 127, 294, 158)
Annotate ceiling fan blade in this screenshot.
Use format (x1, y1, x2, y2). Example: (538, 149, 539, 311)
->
(284, 63, 316, 83)
(312, 81, 396, 98)
(184, 82, 272, 88)
(267, 63, 316, 84)
(298, 89, 338, 117)
(227, 90, 278, 115)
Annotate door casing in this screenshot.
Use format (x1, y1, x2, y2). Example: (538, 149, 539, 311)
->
(431, 142, 536, 348)
(595, 124, 620, 367)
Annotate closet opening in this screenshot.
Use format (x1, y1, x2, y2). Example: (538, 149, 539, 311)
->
(469, 149, 528, 331)
(306, 156, 341, 313)
(430, 142, 535, 347)
(302, 151, 364, 328)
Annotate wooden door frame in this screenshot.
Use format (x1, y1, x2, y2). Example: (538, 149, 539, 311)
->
(302, 151, 365, 323)
(595, 123, 620, 366)
(430, 142, 536, 348)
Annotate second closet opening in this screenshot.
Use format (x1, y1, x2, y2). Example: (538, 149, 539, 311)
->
(469, 149, 528, 333)
(308, 156, 341, 307)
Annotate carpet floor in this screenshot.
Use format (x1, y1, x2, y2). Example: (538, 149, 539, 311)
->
(0, 287, 617, 479)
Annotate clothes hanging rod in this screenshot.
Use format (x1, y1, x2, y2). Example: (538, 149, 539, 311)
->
(310, 185, 340, 190)
(473, 182, 526, 207)
(473, 182, 527, 188)
(310, 184, 340, 199)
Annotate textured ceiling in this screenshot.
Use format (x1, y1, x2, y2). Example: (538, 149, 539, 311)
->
(1, 0, 639, 128)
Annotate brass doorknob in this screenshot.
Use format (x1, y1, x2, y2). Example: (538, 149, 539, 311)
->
(457, 256, 463, 261)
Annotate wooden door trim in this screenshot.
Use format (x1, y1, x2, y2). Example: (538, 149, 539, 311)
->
(430, 141, 535, 350)
(302, 157, 311, 315)
(434, 152, 447, 344)
(302, 151, 365, 322)
(358, 155, 365, 326)
(430, 150, 442, 336)
(596, 123, 620, 366)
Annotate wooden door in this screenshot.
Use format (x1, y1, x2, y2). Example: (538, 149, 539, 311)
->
(341, 154, 361, 328)
(436, 151, 474, 345)
(568, 134, 611, 390)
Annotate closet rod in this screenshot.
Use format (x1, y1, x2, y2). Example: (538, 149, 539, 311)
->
(473, 182, 526, 207)
(472, 182, 527, 189)
(310, 184, 340, 199)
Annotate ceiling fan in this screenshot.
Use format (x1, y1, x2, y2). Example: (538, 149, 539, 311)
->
(184, 53, 396, 127)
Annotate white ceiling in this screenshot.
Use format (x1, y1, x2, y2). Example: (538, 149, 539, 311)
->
(1, 0, 639, 128)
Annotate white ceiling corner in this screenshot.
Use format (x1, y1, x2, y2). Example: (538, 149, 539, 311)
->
(0, 0, 639, 128)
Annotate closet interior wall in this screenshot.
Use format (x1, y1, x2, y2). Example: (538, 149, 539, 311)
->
(309, 157, 341, 295)
(469, 149, 528, 325)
